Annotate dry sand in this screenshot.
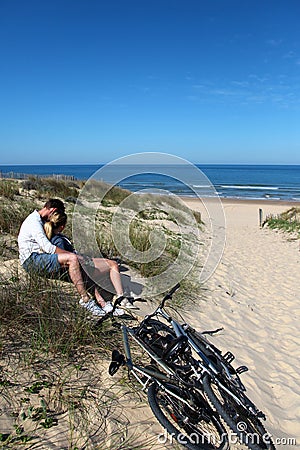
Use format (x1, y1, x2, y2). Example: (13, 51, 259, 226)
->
(1, 198, 299, 449)
(102, 198, 300, 449)
(179, 198, 300, 449)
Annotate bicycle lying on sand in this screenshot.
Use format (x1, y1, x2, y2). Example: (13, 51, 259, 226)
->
(107, 284, 275, 450)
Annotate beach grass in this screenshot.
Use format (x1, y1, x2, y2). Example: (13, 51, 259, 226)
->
(0, 179, 20, 200)
(0, 266, 144, 448)
(0, 199, 39, 235)
(265, 207, 300, 236)
(21, 176, 81, 200)
(0, 175, 206, 448)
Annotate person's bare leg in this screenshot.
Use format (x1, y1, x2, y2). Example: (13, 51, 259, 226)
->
(57, 253, 89, 302)
(92, 258, 123, 297)
(94, 287, 106, 307)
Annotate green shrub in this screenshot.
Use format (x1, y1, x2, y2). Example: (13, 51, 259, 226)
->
(192, 209, 203, 225)
(22, 177, 79, 200)
(21, 177, 41, 191)
(101, 185, 131, 205)
(266, 207, 300, 236)
(0, 200, 38, 235)
(80, 179, 130, 206)
(0, 180, 19, 199)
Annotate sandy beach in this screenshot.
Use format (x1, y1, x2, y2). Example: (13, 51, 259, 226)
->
(1, 195, 299, 449)
(179, 198, 300, 448)
(100, 197, 300, 449)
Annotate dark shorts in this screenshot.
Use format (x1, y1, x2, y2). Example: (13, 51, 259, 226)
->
(22, 252, 61, 277)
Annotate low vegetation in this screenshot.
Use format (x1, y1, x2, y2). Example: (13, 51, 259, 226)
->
(82, 179, 131, 206)
(0, 199, 38, 235)
(0, 179, 19, 200)
(265, 207, 300, 237)
(0, 175, 204, 448)
(21, 176, 81, 199)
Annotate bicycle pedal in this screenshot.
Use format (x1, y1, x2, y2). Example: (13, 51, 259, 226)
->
(109, 350, 125, 376)
(127, 296, 147, 304)
(223, 351, 235, 363)
(236, 365, 249, 374)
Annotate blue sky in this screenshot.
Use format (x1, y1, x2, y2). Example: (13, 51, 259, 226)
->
(0, 0, 300, 164)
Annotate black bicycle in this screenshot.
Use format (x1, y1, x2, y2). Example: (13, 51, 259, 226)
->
(108, 284, 275, 450)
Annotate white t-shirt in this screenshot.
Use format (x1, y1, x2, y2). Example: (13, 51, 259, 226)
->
(18, 210, 57, 265)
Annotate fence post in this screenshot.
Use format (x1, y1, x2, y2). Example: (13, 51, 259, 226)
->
(259, 208, 263, 228)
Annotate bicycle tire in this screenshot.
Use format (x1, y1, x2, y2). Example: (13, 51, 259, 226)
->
(137, 319, 176, 356)
(140, 318, 175, 336)
(148, 381, 229, 450)
(202, 374, 275, 450)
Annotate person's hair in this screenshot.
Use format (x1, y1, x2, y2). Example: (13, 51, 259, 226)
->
(44, 198, 65, 211)
(44, 210, 67, 240)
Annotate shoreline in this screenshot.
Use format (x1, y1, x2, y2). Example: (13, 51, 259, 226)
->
(182, 195, 300, 443)
(4, 176, 300, 206)
(180, 195, 300, 206)
(180, 196, 300, 232)
(1, 171, 300, 205)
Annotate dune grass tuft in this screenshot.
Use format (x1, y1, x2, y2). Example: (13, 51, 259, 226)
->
(21, 176, 80, 199)
(265, 207, 300, 237)
(0, 179, 20, 200)
(0, 199, 39, 234)
(0, 175, 206, 448)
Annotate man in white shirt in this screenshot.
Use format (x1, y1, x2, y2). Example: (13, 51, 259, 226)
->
(18, 198, 106, 316)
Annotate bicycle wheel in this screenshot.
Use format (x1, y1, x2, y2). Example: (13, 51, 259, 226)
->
(148, 381, 229, 450)
(137, 319, 176, 356)
(202, 374, 275, 450)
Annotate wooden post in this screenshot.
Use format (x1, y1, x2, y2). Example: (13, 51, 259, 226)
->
(259, 208, 263, 228)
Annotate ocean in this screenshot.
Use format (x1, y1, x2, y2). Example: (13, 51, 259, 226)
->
(1, 164, 300, 201)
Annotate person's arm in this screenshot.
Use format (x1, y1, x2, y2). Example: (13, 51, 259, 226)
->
(51, 234, 75, 253)
(54, 246, 72, 254)
(31, 213, 72, 255)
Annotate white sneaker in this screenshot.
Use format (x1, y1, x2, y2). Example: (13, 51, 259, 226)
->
(79, 298, 105, 316)
(102, 302, 113, 313)
(112, 307, 126, 316)
(102, 302, 125, 316)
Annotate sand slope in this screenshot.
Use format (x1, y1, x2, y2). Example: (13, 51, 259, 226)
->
(1, 199, 299, 449)
(182, 200, 300, 449)
(105, 200, 300, 449)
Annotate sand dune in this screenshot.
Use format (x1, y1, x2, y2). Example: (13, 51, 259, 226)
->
(1, 198, 299, 449)
(101, 199, 300, 449)
(181, 199, 300, 449)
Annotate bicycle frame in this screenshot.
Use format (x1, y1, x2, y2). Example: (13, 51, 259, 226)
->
(120, 324, 217, 420)
(121, 324, 172, 386)
(109, 284, 273, 450)
(135, 301, 261, 418)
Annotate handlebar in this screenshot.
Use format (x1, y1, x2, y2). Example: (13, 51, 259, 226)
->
(95, 283, 181, 327)
(141, 283, 181, 324)
(161, 283, 180, 308)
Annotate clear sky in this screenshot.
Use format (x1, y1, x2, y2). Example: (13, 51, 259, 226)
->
(0, 0, 300, 165)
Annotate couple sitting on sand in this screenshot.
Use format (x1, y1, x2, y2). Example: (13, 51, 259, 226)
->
(17, 198, 135, 317)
